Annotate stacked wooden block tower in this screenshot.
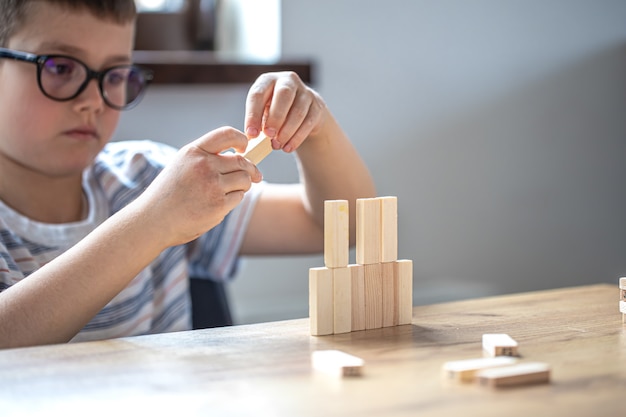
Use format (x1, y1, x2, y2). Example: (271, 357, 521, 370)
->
(309, 197, 413, 336)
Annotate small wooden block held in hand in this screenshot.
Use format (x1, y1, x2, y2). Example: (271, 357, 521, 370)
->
(483, 333, 519, 357)
(476, 362, 551, 388)
(312, 350, 364, 377)
(241, 133, 273, 165)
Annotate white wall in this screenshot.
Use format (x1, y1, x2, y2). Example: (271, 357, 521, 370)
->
(115, 0, 626, 324)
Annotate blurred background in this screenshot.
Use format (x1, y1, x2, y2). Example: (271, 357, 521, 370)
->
(118, 0, 626, 324)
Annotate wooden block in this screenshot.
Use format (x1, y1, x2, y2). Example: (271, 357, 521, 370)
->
(620, 277, 626, 289)
(309, 267, 333, 336)
(620, 300, 626, 314)
(324, 200, 349, 268)
(241, 133, 272, 165)
(620, 278, 626, 303)
(482, 333, 519, 357)
(311, 350, 364, 377)
(350, 264, 366, 331)
(395, 259, 413, 325)
(381, 262, 397, 327)
(364, 263, 383, 329)
(476, 362, 551, 388)
(333, 267, 352, 334)
(442, 356, 518, 383)
(380, 196, 398, 263)
(356, 198, 381, 265)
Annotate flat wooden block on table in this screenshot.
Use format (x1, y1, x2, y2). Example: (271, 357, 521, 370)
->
(620, 277, 626, 289)
(476, 362, 551, 388)
(333, 267, 352, 334)
(309, 267, 334, 336)
(311, 350, 364, 377)
(324, 200, 349, 268)
(482, 333, 519, 357)
(241, 133, 272, 165)
(442, 356, 518, 383)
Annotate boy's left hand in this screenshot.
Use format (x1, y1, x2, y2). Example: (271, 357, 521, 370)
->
(244, 71, 327, 153)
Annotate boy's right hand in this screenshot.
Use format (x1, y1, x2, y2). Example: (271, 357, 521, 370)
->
(135, 127, 262, 247)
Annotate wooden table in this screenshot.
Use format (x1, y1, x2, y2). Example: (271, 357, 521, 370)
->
(0, 284, 623, 416)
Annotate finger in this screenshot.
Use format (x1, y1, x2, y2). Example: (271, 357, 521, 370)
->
(263, 73, 299, 142)
(273, 92, 314, 149)
(220, 170, 256, 195)
(282, 101, 324, 153)
(245, 74, 276, 138)
(193, 126, 249, 155)
(219, 153, 263, 182)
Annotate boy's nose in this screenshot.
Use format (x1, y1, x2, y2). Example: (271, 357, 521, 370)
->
(72, 78, 105, 113)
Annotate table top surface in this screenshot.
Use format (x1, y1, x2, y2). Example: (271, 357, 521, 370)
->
(0, 284, 623, 417)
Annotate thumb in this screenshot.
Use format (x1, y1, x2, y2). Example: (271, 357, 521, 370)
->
(192, 126, 249, 155)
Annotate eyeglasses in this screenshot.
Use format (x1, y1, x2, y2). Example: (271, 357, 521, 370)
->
(0, 47, 153, 110)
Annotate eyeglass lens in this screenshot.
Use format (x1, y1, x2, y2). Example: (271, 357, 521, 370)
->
(40, 56, 149, 109)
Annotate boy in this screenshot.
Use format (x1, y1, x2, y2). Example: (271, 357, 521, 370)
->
(0, 0, 375, 349)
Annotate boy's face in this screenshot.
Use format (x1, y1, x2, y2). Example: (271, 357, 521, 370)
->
(0, 2, 135, 179)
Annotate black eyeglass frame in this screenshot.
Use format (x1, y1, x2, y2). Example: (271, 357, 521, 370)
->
(0, 47, 154, 110)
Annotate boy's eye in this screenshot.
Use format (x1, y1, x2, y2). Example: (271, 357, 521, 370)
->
(43, 57, 78, 76)
(105, 70, 127, 86)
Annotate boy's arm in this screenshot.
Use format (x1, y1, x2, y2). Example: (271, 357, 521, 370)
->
(0, 128, 261, 349)
(240, 73, 376, 255)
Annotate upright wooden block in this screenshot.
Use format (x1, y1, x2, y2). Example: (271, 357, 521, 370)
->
(364, 263, 383, 329)
(380, 196, 398, 263)
(482, 334, 519, 357)
(309, 267, 333, 336)
(324, 200, 349, 268)
(476, 362, 551, 388)
(395, 259, 413, 325)
(621, 278, 626, 324)
(241, 133, 272, 165)
(350, 264, 366, 331)
(333, 267, 352, 334)
(311, 350, 364, 377)
(442, 356, 518, 383)
(381, 262, 397, 327)
(356, 198, 381, 265)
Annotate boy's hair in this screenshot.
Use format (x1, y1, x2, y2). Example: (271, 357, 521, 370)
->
(0, 0, 137, 47)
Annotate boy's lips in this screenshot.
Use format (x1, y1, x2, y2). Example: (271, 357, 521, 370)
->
(64, 127, 100, 140)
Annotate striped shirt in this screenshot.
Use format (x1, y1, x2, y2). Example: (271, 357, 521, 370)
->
(0, 140, 261, 343)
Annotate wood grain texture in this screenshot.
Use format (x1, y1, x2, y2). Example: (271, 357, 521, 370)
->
(476, 362, 551, 388)
(380, 196, 398, 263)
(0, 285, 622, 417)
(381, 262, 397, 327)
(324, 200, 349, 268)
(396, 259, 413, 325)
(333, 267, 352, 334)
(309, 267, 333, 336)
(364, 263, 383, 329)
(356, 198, 381, 265)
(241, 133, 272, 165)
(349, 264, 366, 331)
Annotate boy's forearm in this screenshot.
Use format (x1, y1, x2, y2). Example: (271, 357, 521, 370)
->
(0, 202, 168, 349)
(296, 113, 377, 242)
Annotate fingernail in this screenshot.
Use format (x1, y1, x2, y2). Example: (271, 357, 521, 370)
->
(271, 138, 282, 150)
(246, 127, 259, 138)
(265, 128, 277, 138)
